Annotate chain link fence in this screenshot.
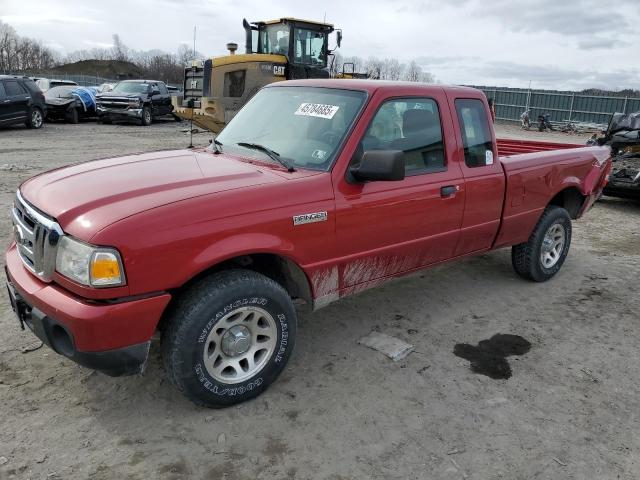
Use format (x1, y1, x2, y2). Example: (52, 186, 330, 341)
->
(9, 73, 117, 87)
(469, 85, 640, 129)
(8, 72, 181, 89)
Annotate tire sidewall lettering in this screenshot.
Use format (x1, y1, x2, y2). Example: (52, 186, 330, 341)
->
(193, 296, 289, 397)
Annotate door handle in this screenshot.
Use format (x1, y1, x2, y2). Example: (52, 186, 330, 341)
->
(441, 185, 459, 197)
(3, 99, 10, 103)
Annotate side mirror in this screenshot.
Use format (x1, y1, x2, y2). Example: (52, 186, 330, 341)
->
(336, 30, 343, 48)
(350, 150, 405, 182)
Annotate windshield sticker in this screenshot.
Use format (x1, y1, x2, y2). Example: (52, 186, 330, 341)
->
(312, 149, 327, 160)
(295, 103, 339, 119)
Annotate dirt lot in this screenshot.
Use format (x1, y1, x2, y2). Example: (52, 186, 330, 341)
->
(0, 120, 638, 480)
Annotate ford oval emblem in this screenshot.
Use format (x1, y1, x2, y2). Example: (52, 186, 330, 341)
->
(13, 224, 26, 246)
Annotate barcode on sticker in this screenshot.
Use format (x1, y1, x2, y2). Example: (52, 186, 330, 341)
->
(295, 103, 339, 119)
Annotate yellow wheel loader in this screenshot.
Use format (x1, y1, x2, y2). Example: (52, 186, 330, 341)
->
(172, 17, 344, 133)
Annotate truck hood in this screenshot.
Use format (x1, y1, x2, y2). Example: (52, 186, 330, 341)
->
(97, 92, 143, 100)
(20, 150, 294, 240)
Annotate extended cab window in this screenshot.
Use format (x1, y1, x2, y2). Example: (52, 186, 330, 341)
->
(455, 99, 494, 168)
(158, 83, 168, 95)
(0, 82, 5, 98)
(358, 98, 445, 175)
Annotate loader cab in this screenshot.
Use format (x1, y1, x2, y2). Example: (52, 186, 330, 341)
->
(172, 17, 342, 134)
(245, 17, 338, 79)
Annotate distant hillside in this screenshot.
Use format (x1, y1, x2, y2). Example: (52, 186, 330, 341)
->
(50, 60, 143, 79)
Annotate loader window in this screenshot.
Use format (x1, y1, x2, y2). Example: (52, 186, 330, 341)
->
(293, 28, 327, 67)
(223, 70, 246, 98)
(455, 99, 495, 168)
(262, 24, 290, 56)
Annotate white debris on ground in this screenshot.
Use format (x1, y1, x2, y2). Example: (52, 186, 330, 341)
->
(358, 331, 414, 361)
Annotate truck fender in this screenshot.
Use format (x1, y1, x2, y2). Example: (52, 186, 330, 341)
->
(185, 233, 314, 309)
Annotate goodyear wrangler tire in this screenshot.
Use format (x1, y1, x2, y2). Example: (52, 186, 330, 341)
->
(161, 270, 296, 408)
(511, 206, 572, 282)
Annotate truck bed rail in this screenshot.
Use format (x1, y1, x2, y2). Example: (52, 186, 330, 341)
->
(497, 138, 580, 157)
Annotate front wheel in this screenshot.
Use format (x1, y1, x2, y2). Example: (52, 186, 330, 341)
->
(141, 106, 152, 126)
(512, 206, 572, 282)
(162, 270, 296, 407)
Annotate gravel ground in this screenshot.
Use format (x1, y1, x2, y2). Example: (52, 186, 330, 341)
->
(0, 120, 638, 480)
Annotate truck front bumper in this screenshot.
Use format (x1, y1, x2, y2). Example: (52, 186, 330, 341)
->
(5, 244, 171, 376)
(96, 106, 143, 119)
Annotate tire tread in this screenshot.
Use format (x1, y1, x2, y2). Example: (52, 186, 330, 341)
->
(161, 269, 294, 407)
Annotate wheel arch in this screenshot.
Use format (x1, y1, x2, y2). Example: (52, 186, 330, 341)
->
(548, 186, 585, 219)
(160, 251, 314, 331)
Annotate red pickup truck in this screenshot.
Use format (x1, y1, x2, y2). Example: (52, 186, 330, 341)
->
(5, 79, 611, 407)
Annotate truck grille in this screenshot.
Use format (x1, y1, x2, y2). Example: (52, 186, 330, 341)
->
(98, 97, 133, 109)
(11, 191, 62, 282)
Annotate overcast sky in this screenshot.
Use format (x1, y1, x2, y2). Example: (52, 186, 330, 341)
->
(2, 0, 639, 91)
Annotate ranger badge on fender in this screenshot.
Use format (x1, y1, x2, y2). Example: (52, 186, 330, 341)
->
(292, 211, 328, 226)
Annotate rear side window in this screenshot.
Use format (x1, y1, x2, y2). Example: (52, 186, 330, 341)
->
(4, 80, 26, 96)
(455, 99, 494, 168)
(224, 70, 245, 97)
(0, 82, 5, 98)
(158, 83, 168, 95)
(21, 79, 40, 94)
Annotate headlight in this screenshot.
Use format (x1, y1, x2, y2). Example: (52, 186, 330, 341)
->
(128, 98, 141, 107)
(55, 236, 125, 287)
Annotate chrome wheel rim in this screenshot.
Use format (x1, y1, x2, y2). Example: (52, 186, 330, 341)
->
(540, 223, 565, 269)
(203, 306, 277, 384)
(144, 110, 151, 123)
(32, 110, 42, 128)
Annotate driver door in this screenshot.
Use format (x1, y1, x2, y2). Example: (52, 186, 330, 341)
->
(149, 83, 162, 116)
(333, 95, 465, 290)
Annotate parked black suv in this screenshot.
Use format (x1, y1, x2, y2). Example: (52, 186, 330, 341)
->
(96, 80, 175, 126)
(0, 75, 46, 129)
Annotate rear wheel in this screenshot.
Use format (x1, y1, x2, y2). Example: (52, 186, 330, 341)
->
(141, 106, 152, 126)
(26, 107, 43, 129)
(512, 206, 572, 282)
(162, 270, 296, 408)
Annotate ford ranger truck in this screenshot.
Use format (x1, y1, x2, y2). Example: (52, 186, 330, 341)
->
(5, 80, 611, 407)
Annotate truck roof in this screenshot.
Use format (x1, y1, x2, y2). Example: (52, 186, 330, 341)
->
(120, 79, 164, 84)
(260, 17, 334, 27)
(268, 79, 482, 96)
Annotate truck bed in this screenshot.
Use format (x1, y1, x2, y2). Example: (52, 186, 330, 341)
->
(493, 144, 611, 248)
(496, 138, 581, 157)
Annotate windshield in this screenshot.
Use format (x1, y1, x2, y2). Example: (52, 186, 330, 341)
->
(215, 86, 367, 171)
(112, 82, 149, 94)
(50, 81, 76, 88)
